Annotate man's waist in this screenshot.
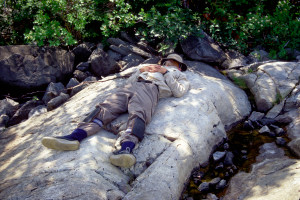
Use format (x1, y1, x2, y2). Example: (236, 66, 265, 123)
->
(137, 77, 153, 84)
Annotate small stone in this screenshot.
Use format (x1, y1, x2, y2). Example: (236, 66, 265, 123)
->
(209, 177, 221, 187)
(47, 93, 69, 111)
(76, 62, 90, 71)
(268, 131, 276, 137)
(258, 118, 276, 126)
(252, 120, 263, 129)
(259, 125, 270, 134)
(276, 137, 287, 146)
(243, 120, 254, 130)
(241, 155, 248, 160)
(66, 78, 80, 89)
(206, 193, 219, 200)
(224, 152, 234, 166)
(198, 182, 210, 193)
(224, 172, 230, 178)
(215, 179, 227, 190)
(213, 151, 226, 162)
(73, 70, 88, 82)
(275, 127, 285, 136)
(232, 165, 237, 171)
(241, 150, 248, 154)
(288, 138, 300, 158)
(0, 114, 9, 127)
(248, 111, 265, 121)
(215, 162, 224, 170)
(223, 143, 230, 150)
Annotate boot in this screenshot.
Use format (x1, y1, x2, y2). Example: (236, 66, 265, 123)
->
(41, 136, 80, 151)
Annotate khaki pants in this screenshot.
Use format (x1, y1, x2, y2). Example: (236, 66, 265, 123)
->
(77, 81, 159, 144)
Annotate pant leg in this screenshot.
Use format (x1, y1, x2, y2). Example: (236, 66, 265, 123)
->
(120, 82, 159, 143)
(78, 84, 135, 136)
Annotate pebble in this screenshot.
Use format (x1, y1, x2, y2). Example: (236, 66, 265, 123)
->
(223, 143, 230, 150)
(215, 162, 224, 170)
(275, 127, 285, 136)
(216, 179, 227, 190)
(243, 120, 254, 130)
(209, 177, 221, 186)
(198, 182, 210, 193)
(213, 151, 226, 162)
(224, 152, 234, 166)
(275, 137, 286, 146)
(259, 125, 270, 134)
(206, 193, 219, 200)
(241, 150, 248, 154)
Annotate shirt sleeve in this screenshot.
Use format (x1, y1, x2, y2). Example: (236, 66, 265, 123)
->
(164, 70, 190, 98)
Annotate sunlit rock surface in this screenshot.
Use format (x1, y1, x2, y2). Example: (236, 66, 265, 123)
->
(0, 64, 251, 200)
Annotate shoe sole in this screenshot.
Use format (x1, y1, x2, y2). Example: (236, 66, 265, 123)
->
(110, 154, 136, 168)
(41, 137, 79, 151)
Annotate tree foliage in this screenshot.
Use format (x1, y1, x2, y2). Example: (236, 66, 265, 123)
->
(0, 0, 299, 58)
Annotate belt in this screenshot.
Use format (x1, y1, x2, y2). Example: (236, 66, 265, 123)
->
(137, 77, 153, 84)
(137, 77, 159, 90)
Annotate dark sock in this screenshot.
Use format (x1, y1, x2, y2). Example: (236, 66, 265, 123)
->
(62, 129, 87, 142)
(120, 141, 135, 153)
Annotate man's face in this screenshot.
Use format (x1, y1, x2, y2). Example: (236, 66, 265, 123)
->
(164, 59, 181, 70)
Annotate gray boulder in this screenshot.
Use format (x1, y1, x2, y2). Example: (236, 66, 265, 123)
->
(0, 98, 19, 117)
(72, 43, 94, 66)
(47, 93, 70, 111)
(0, 45, 74, 89)
(228, 62, 300, 112)
(8, 100, 43, 126)
(42, 82, 66, 104)
(89, 48, 120, 77)
(0, 65, 250, 200)
(0, 114, 9, 127)
(180, 34, 226, 64)
(224, 143, 299, 200)
(221, 50, 249, 69)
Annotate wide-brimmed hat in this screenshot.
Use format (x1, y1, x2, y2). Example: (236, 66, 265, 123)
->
(161, 54, 188, 71)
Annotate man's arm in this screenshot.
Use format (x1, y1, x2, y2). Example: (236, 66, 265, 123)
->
(163, 70, 190, 98)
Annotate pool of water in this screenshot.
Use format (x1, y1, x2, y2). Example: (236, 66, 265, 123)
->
(181, 124, 296, 199)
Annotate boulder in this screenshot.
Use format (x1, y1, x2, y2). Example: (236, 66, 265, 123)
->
(0, 98, 19, 117)
(0, 65, 250, 200)
(42, 82, 66, 104)
(180, 34, 226, 64)
(0, 114, 9, 127)
(76, 62, 90, 72)
(73, 70, 88, 82)
(72, 43, 94, 66)
(229, 62, 300, 112)
(89, 48, 120, 77)
(223, 143, 300, 200)
(288, 138, 300, 158)
(7, 100, 43, 126)
(47, 93, 70, 111)
(221, 50, 249, 69)
(0, 45, 74, 89)
(284, 84, 300, 112)
(284, 108, 300, 140)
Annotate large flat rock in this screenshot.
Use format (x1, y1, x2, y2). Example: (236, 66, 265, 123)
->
(0, 65, 251, 200)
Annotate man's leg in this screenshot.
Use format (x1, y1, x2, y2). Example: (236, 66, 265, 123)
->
(42, 85, 134, 151)
(110, 82, 159, 167)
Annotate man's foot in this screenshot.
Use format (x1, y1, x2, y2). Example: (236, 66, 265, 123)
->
(41, 136, 80, 151)
(109, 147, 136, 168)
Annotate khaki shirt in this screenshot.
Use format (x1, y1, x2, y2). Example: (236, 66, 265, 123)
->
(127, 64, 190, 98)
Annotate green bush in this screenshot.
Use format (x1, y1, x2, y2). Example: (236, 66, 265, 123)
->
(195, 0, 299, 59)
(1, 0, 299, 59)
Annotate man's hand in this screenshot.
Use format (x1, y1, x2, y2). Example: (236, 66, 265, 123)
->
(139, 65, 167, 74)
